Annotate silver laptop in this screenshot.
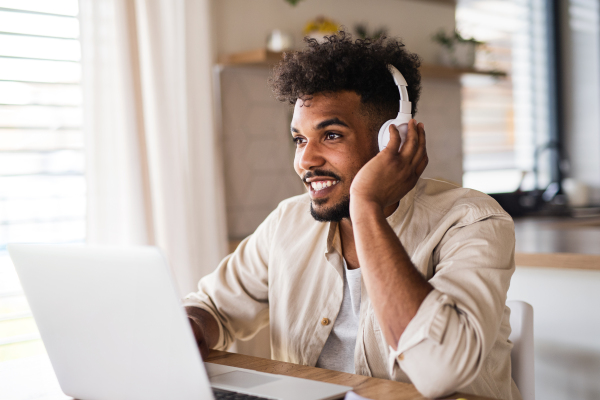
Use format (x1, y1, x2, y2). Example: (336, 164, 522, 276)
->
(8, 244, 351, 400)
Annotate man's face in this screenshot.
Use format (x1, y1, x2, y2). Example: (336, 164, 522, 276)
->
(291, 91, 378, 222)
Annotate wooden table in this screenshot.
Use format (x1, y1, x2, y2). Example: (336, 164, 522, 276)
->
(3, 350, 497, 400)
(206, 350, 495, 400)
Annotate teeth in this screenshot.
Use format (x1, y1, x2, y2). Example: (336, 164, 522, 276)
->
(310, 180, 339, 191)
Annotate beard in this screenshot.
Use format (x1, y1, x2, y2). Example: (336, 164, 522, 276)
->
(310, 194, 350, 222)
(303, 168, 350, 222)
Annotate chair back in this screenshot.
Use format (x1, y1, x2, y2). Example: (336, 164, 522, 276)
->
(507, 300, 535, 400)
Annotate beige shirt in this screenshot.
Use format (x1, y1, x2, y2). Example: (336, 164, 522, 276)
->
(184, 178, 522, 400)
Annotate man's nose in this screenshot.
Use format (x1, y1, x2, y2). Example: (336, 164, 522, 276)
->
(298, 140, 326, 171)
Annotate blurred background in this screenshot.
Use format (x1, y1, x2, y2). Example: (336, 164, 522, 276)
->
(0, 1, 599, 399)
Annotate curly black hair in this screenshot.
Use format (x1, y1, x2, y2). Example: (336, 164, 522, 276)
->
(269, 30, 422, 134)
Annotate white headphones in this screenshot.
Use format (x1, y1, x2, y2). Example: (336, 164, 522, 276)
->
(377, 65, 412, 152)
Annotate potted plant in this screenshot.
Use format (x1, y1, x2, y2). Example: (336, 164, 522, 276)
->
(432, 29, 484, 68)
(354, 23, 388, 40)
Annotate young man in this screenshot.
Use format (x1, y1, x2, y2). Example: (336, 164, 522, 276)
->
(184, 32, 520, 400)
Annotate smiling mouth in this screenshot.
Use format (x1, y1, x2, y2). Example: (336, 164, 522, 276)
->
(309, 180, 340, 192)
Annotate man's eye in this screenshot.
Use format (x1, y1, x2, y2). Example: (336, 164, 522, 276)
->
(292, 137, 305, 145)
(326, 132, 341, 140)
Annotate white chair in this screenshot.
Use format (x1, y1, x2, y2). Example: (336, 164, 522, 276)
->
(507, 300, 535, 400)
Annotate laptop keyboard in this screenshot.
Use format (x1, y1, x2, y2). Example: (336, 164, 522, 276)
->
(212, 388, 275, 400)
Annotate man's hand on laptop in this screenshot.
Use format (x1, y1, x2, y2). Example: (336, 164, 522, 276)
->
(185, 306, 219, 359)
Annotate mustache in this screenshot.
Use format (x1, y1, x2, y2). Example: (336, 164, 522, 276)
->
(303, 169, 342, 183)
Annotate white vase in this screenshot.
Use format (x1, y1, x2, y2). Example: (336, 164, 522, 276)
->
(266, 29, 294, 52)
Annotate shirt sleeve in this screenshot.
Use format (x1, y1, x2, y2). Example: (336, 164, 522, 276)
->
(182, 206, 280, 350)
(388, 213, 515, 398)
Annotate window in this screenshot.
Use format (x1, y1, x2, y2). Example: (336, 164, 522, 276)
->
(458, 0, 553, 194)
(564, 0, 600, 205)
(0, 0, 84, 362)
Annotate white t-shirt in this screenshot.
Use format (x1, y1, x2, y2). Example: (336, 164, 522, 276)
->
(315, 259, 361, 373)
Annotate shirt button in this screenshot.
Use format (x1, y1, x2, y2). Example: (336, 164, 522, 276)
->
(398, 353, 404, 361)
(321, 317, 330, 326)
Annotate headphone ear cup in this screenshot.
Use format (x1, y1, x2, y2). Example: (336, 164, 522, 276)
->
(378, 120, 394, 151)
(378, 121, 410, 152)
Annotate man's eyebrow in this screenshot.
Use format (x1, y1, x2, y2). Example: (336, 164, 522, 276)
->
(315, 117, 349, 130)
(290, 118, 349, 134)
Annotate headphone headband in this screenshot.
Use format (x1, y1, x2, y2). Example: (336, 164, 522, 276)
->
(387, 65, 408, 87)
(387, 64, 411, 116)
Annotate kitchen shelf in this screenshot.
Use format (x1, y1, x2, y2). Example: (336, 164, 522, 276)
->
(217, 48, 506, 79)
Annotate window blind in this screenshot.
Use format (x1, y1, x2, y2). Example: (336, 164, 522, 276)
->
(458, 0, 552, 193)
(0, 0, 84, 362)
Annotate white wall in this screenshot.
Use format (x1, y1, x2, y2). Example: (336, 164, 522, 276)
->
(508, 266, 600, 400)
(416, 76, 463, 184)
(218, 66, 303, 239)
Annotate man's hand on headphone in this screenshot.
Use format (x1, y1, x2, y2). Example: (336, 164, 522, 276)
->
(349, 119, 428, 213)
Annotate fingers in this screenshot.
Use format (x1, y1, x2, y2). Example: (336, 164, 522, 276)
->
(399, 120, 419, 158)
(416, 151, 428, 176)
(385, 123, 401, 154)
(384, 120, 427, 176)
(411, 122, 427, 166)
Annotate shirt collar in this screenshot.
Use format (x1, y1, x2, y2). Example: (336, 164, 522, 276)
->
(386, 184, 418, 226)
(325, 220, 341, 255)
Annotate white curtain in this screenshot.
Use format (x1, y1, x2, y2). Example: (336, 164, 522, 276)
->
(79, 0, 228, 296)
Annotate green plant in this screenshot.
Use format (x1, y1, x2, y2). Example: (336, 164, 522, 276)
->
(432, 29, 484, 49)
(354, 23, 388, 40)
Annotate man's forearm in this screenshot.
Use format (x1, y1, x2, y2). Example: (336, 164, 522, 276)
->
(185, 306, 220, 350)
(351, 200, 433, 350)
